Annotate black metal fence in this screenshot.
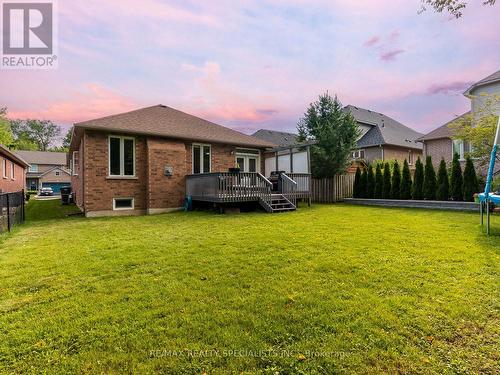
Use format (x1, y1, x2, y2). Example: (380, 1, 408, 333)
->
(0, 191, 25, 233)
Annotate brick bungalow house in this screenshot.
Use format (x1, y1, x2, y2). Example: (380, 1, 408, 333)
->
(69, 105, 278, 217)
(15, 150, 71, 193)
(418, 69, 500, 175)
(345, 105, 423, 166)
(0, 144, 29, 193)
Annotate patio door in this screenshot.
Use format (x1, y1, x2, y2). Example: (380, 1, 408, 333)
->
(236, 151, 260, 173)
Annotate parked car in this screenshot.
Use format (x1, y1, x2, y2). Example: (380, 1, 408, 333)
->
(39, 187, 54, 196)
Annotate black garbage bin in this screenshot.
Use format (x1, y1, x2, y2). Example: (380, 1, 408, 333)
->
(60, 186, 72, 205)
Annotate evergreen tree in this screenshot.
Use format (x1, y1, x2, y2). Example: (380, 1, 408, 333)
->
(382, 162, 392, 199)
(359, 168, 367, 198)
(436, 159, 449, 201)
(450, 153, 463, 201)
(366, 165, 375, 199)
(297, 93, 360, 177)
(412, 157, 424, 200)
(390, 161, 401, 199)
(400, 159, 412, 200)
(374, 164, 383, 199)
(423, 156, 437, 200)
(353, 166, 362, 198)
(462, 156, 479, 202)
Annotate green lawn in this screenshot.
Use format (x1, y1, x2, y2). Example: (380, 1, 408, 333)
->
(0, 200, 499, 374)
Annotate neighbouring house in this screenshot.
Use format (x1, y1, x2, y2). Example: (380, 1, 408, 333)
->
(69, 105, 312, 217)
(418, 69, 500, 175)
(15, 150, 71, 193)
(345, 105, 423, 166)
(0, 144, 29, 194)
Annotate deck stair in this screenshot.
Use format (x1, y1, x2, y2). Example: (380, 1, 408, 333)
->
(260, 194, 296, 213)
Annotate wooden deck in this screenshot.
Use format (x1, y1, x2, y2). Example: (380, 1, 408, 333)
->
(185, 172, 311, 211)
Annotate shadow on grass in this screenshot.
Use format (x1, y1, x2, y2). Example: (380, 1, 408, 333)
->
(25, 199, 83, 223)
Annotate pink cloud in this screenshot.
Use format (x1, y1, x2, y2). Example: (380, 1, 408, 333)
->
(380, 49, 405, 61)
(426, 81, 474, 95)
(363, 36, 380, 47)
(388, 31, 400, 40)
(8, 84, 138, 124)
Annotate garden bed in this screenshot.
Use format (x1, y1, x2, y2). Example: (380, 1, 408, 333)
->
(344, 198, 479, 211)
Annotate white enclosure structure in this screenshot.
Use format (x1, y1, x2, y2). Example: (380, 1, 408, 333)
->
(264, 144, 312, 176)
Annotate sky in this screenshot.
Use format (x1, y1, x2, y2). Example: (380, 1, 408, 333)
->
(1, 0, 499, 139)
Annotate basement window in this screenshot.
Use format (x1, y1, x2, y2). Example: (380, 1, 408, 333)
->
(113, 198, 134, 210)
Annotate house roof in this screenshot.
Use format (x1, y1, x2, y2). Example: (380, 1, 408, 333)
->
(71, 105, 275, 149)
(464, 69, 500, 96)
(344, 105, 423, 150)
(14, 150, 68, 165)
(416, 112, 470, 142)
(0, 144, 30, 168)
(251, 129, 299, 147)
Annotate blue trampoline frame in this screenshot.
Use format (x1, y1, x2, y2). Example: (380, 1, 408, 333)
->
(479, 117, 500, 235)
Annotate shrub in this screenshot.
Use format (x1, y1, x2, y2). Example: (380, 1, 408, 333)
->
(390, 161, 401, 199)
(436, 159, 449, 201)
(359, 168, 367, 198)
(423, 156, 437, 200)
(462, 156, 479, 202)
(412, 157, 424, 200)
(366, 165, 375, 199)
(400, 159, 412, 200)
(374, 164, 383, 198)
(382, 162, 391, 199)
(353, 167, 362, 198)
(450, 153, 463, 201)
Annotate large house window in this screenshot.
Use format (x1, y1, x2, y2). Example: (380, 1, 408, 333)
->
(2, 159, 6, 178)
(109, 136, 135, 177)
(11, 162, 14, 180)
(452, 139, 473, 161)
(192, 144, 211, 174)
(236, 149, 260, 173)
(29, 164, 38, 172)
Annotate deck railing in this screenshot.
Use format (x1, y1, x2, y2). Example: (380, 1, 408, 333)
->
(186, 172, 273, 205)
(278, 173, 297, 207)
(287, 173, 311, 199)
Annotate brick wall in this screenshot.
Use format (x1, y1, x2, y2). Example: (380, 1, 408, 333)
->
(83, 131, 148, 213)
(76, 130, 261, 216)
(0, 155, 25, 193)
(423, 138, 453, 169)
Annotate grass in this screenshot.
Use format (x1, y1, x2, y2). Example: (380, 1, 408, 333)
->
(0, 200, 499, 374)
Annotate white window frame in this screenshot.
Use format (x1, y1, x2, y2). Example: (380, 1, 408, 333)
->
(235, 149, 261, 173)
(352, 149, 365, 159)
(10, 162, 14, 180)
(112, 197, 135, 210)
(408, 150, 414, 165)
(192, 143, 211, 174)
(108, 135, 136, 177)
(452, 139, 474, 161)
(2, 158, 6, 179)
(72, 151, 79, 176)
(29, 164, 38, 173)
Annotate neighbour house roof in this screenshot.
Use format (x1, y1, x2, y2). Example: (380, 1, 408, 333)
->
(252, 129, 299, 147)
(344, 105, 423, 150)
(71, 105, 276, 150)
(464, 69, 500, 96)
(416, 112, 470, 142)
(14, 150, 68, 165)
(0, 144, 30, 168)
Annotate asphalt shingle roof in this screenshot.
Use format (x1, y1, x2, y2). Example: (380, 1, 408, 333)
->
(417, 112, 470, 141)
(251, 129, 299, 147)
(464, 69, 500, 95)
(14, 150, 67, 165)
(73, 105, 275, 149)
(344, 105, 423, 150)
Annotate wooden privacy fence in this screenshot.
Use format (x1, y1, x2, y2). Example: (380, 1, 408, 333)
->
(311, 174, 355, 203)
